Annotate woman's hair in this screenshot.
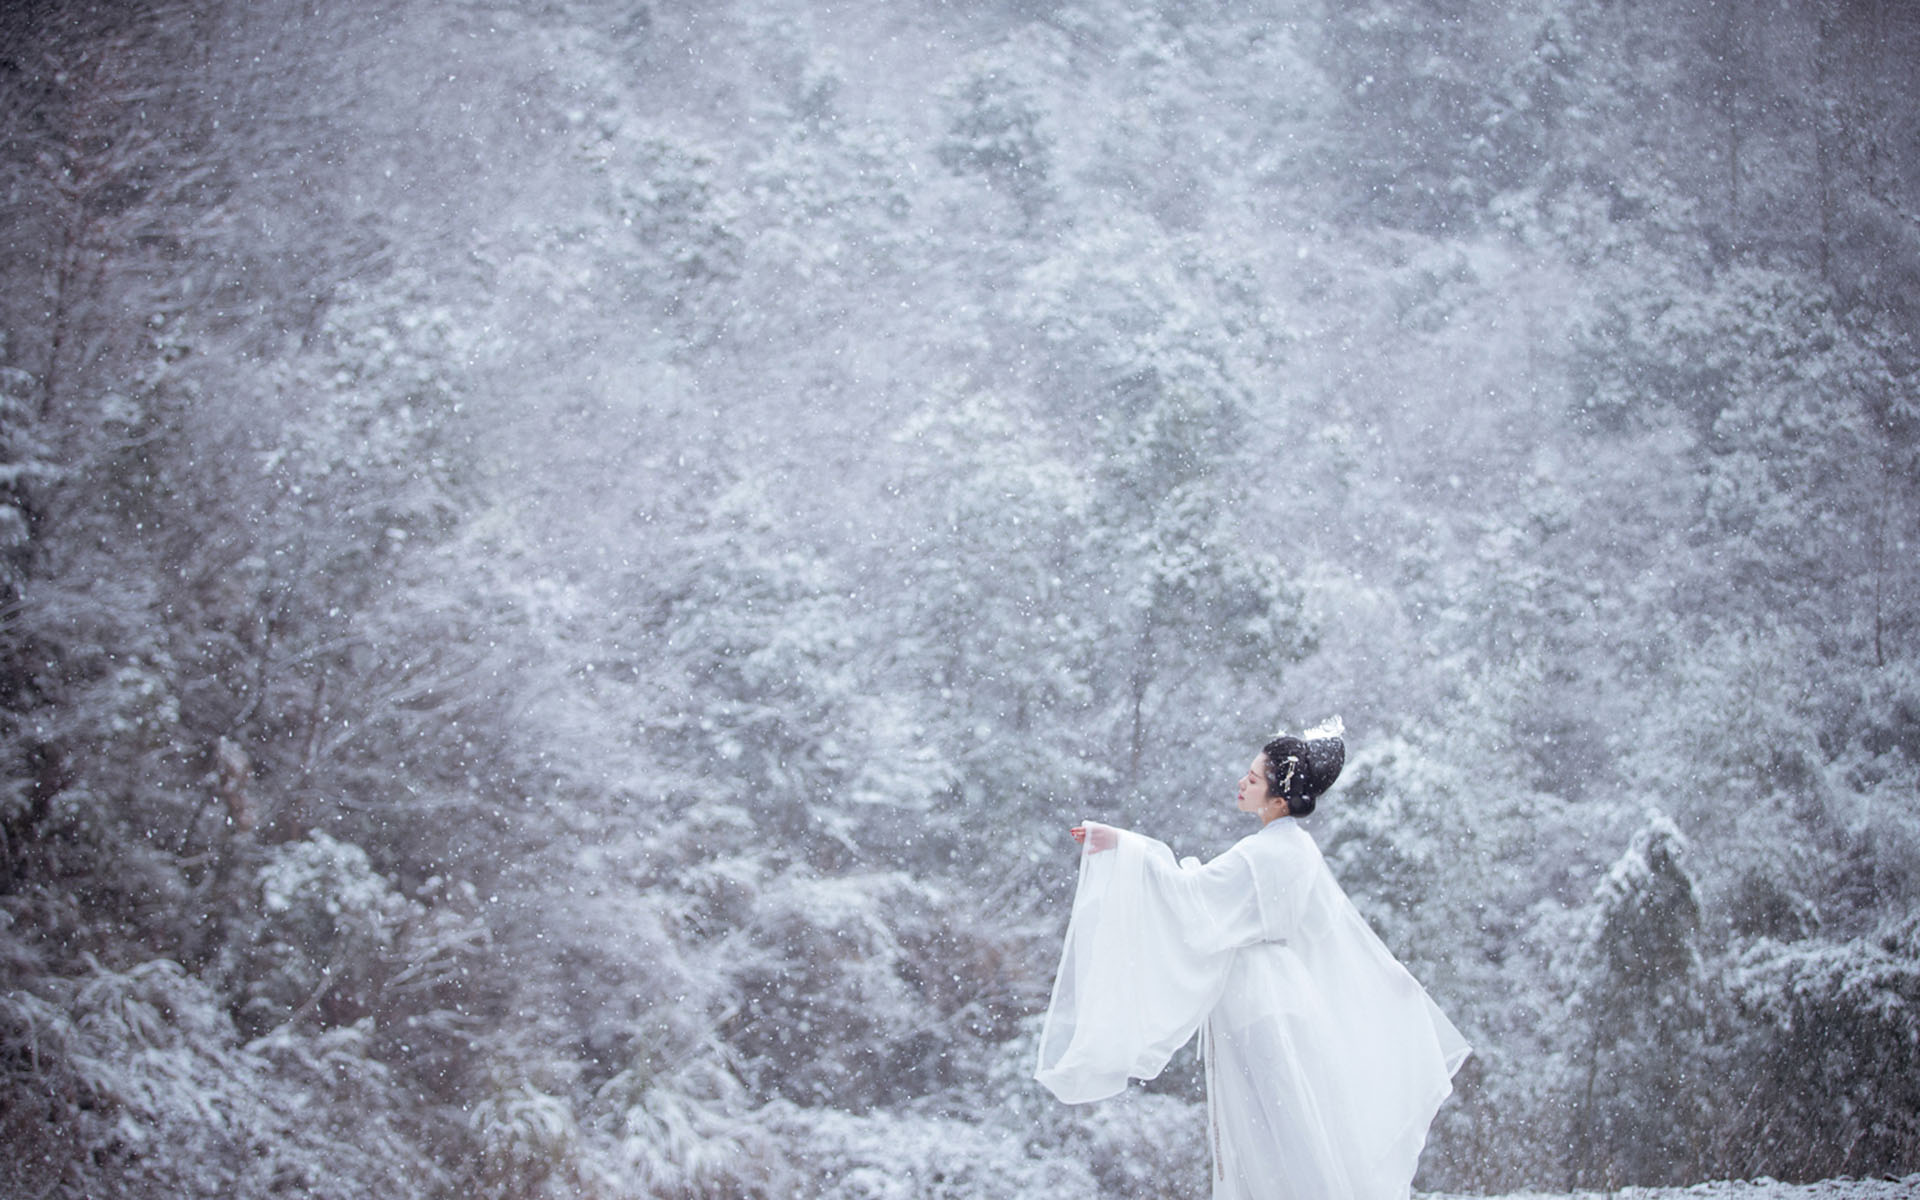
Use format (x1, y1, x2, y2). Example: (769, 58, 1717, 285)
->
(1261, 727, 1345, 817)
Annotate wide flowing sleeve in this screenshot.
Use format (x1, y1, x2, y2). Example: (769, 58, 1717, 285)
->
(1033, 822, 1265, 1105)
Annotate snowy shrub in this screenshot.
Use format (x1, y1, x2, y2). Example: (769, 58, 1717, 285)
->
(0, 958, 428, 1200)
(723, 871, 944, 1108)
(1722, 916, 1920, 1181)
(760, 1064, 1203, 1200)
(222, 829, 491, 1136)
(0, 362, 54, 604)
(587, 1053, 788, 1199)
(235, 830, 487, 1048)
(65, 960, 260, 1179)
(239, 830, 414, 1031)
(721, 869, 1034, 1111)
(245, 1018, 438, 1196)
(0, 980, 92, 1199)
(767, 1103, 1098, 1200)
(1075, 1089, 1212, 1200)
(471, 1081, 585, 1200)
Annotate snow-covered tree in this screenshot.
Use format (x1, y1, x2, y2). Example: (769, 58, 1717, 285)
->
(1561, 812, 1714, 1188)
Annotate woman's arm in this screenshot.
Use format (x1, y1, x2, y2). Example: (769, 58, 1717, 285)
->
(1036, 822, 1230, 1102)
(1068, 822, 1268, 953)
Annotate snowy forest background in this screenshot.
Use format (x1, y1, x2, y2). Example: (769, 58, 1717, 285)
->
(3, 0, 1919, 1196)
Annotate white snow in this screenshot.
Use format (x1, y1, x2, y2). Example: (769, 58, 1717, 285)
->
(1427, 1178, 1920, 1200)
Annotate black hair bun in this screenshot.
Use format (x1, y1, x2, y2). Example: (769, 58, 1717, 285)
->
(1263, 718, 1345, 817)
(1301, 733, 1344, 798)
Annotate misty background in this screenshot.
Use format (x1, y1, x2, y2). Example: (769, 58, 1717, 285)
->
(2, 0, 1918, 1196)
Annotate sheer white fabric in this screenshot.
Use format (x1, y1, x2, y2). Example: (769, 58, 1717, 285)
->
(1035, 818, 1470, 1200)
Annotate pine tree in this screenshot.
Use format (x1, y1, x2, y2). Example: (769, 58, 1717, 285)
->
(1563, 811, 1713, 1187)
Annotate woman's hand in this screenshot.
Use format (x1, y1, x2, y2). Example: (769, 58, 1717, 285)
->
(1069, 824, 1117, 854)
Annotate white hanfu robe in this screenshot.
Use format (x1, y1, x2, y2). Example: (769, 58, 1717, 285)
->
(1034, 817, 1470, 1200)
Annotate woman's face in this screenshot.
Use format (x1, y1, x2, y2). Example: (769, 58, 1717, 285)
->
(1237, 755, 1277, 816)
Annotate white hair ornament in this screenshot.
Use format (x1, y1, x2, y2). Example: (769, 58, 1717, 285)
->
(1275, 716, 1345, 742)
(1304, 715, 1345, 741)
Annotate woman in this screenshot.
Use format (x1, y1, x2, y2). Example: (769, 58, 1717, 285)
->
(1033, 722, 1469, 1200)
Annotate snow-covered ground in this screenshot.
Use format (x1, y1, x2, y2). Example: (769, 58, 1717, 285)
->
(1428, 1177, 1920, 1200)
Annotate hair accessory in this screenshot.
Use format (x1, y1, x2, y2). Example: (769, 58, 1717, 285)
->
(1301, 715, 1345, 741)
